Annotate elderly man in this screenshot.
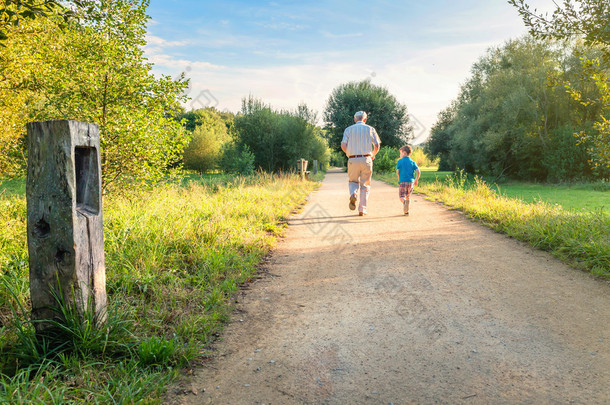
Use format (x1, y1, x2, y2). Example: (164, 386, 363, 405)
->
(341, 111, 381, 216)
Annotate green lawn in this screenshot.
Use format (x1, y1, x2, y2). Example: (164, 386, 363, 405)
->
(376, 169, 608, 214)
(492, 182, 608, 213)
(375, 168, 452, 186)
(0, 178, 25, 197)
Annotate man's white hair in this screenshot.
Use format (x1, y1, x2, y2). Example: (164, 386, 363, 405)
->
(354, 111, 367, 121)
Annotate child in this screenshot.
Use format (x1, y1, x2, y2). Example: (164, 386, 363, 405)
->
(396, 145, 420, 215)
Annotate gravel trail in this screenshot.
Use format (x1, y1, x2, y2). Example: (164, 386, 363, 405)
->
(169, 168, 610, 404)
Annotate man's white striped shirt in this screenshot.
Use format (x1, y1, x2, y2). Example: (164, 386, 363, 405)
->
(342, 122, 381, 156)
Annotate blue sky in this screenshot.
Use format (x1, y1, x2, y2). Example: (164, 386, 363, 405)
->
(145, 0, 555, 142)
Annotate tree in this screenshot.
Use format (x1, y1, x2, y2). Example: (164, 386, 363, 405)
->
(323, 80, 412, 151)
(1, 0, 62, 41)
(233, 96, 329, 172)
(428, 37, 599, 181)
(181, 108, 232, 172)
(509, 0, 610, 170)
(508, 0, 610, 50)
(425, 103, 456, 171)
(0, 0, 189, 189)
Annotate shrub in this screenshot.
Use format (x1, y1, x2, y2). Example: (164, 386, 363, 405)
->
(183, 109, 232, 173)
(374, 146, 400, 173)
(330, 150, 347, 168)
(233, 96, 330, 172)
(411, 146, 439, 168)
(219, 143, 255, 175)
(542, 125, 592, 182)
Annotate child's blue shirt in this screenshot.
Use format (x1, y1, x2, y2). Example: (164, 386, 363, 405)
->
(396, 156, 419, 183)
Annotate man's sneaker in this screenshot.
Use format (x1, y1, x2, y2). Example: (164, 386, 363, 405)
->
(358, 211, 367, 216)
(403, 199, 410, 215)
(349, 195, 357, 210)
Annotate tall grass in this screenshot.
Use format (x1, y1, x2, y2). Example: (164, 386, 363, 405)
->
(0, 172, 318, 402)
(376, 170, 609, 277)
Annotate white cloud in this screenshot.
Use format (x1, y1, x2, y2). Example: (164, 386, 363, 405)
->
(145, 0, 548, 143)
(149, 38, 498, 142)
(145, 34, 190, 49)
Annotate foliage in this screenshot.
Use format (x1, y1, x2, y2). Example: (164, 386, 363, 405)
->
(542, 125, 592, 182)
(508, 0, 610, 50)
(374, 146, 400, 173)
(411, 146, 438, 168)
(177, 106, 235, 134)
(370, 145, 434, 173)
(0, 172, 318, 401)
(426, 37, 605, 181)
(219, 143, 256, 175)
(0, 0, 63, 41)
(0, 0, 189, 189)
(569, 58, 610, 174)
(329, 150, 347, 168)
(509, 0, 610, 169)
(323, 79, 413, 151)
(181, 108, 232, 173)
(233, 96, 330, 173)
(424, 104, 456, 171)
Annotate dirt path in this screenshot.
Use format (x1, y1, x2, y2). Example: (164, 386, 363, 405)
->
(169, 169, 610, 404)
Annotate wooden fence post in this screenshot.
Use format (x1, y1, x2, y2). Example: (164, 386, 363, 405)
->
(26, 120, 107, 336)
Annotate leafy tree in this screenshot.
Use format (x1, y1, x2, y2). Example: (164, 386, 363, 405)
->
(0, 0, 189, 189)
(219, 143, 255, 175)
(324, 79, 412, 151)
(182, 108, 232, 172)
(509, 0, 610, 170)
(425, 104, 456, 171)
(428, 37, 601, 181)
(233, 96, 329, 172)
(410, 147, 438, 168)
(1, 0, 62, 40)
(374, 146, 400, 173)
(508, 0, 610, 50)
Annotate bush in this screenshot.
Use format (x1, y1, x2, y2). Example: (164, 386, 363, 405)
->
(219, 143, 255, 175)
(542, 125, 593, 182)
(374, 146, 400, 173)
(233, 97, 331, 172)
(183, 109, 232, 173)
(411, 146, 439, 168)
(330, 150, 347, 168)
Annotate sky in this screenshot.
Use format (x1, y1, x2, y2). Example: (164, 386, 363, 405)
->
(145, 0, 557, 143)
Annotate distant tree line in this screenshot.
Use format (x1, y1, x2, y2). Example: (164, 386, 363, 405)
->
(176, 99, 330, 175)
(425, 36, 609, 182)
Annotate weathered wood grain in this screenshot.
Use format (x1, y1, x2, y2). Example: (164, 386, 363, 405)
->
(26, 120, 107, 336)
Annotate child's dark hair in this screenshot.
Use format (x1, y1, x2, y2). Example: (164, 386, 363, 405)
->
(400, 145, 412, 155)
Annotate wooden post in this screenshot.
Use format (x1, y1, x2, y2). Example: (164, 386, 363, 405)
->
(297, 158, 309, 180)
(26, 120, 107, 336)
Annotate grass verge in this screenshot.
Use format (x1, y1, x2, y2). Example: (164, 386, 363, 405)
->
(375, 170, 609, 278)
(0, 172, 318, 403)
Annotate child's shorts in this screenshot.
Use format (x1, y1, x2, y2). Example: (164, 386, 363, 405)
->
(399, 182, 414, 199)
